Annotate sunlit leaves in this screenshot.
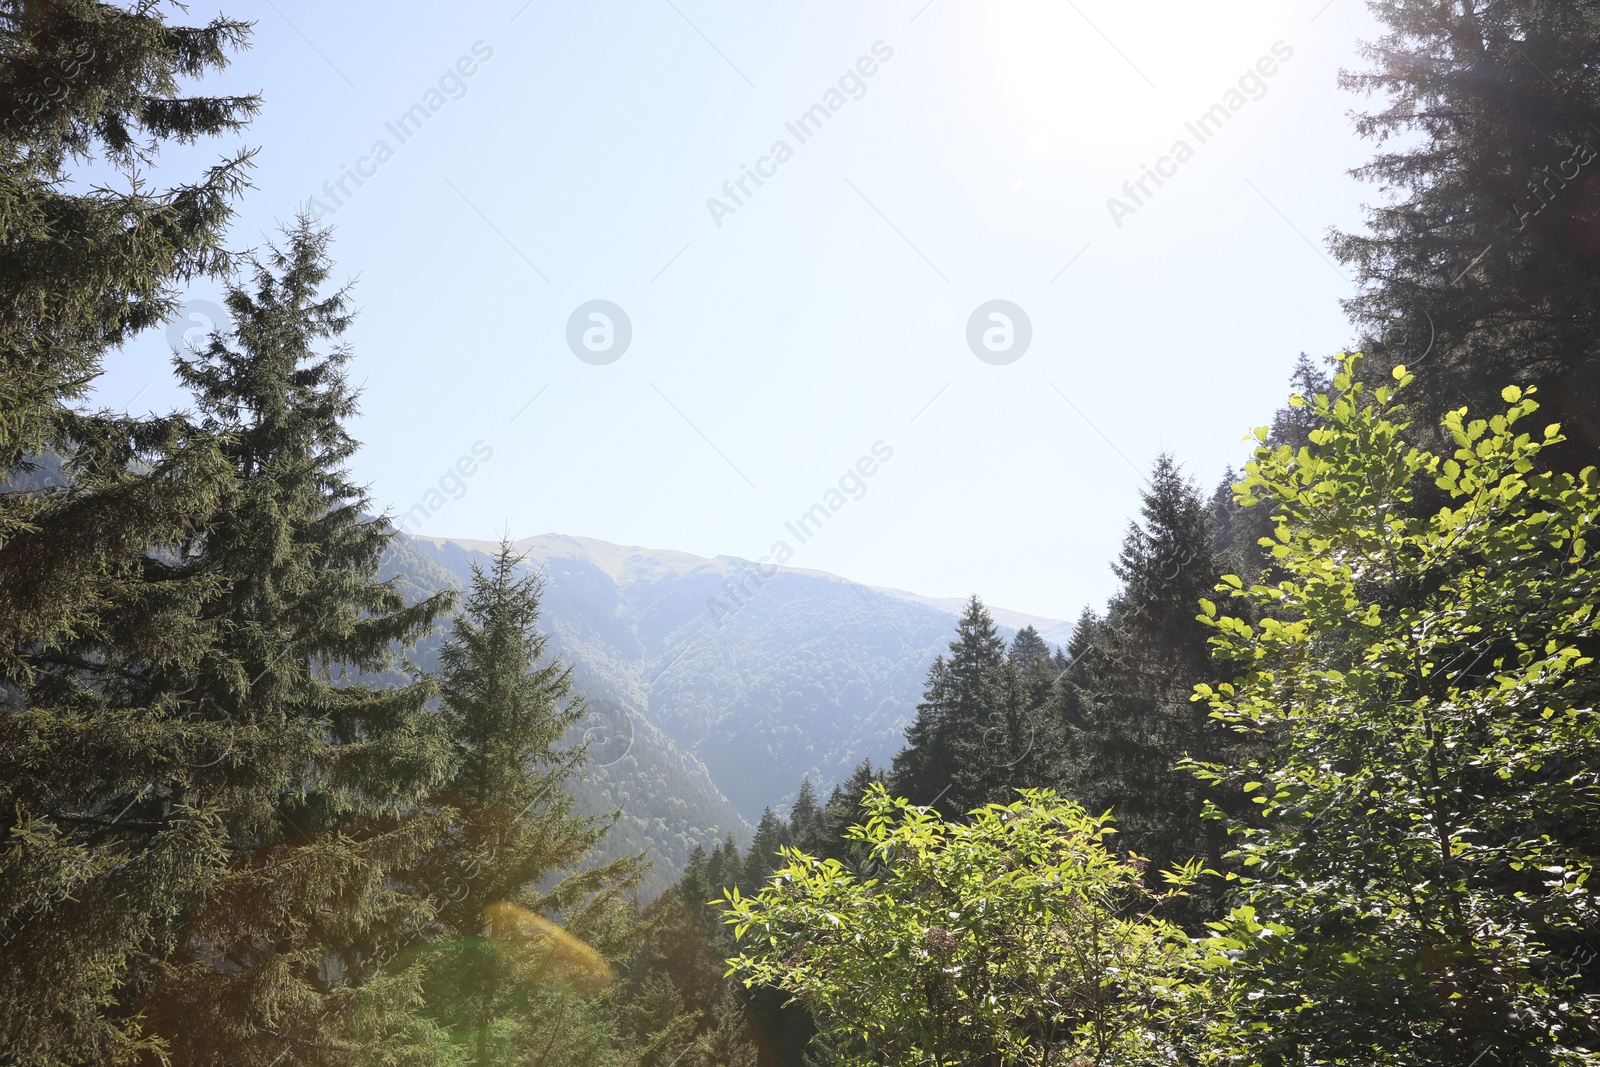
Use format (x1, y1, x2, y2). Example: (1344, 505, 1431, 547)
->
(720, 787, 1218, 1067)
(1186, 355, 1600, 1065)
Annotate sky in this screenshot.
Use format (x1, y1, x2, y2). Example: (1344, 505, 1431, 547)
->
(90, 0, 1391, 624)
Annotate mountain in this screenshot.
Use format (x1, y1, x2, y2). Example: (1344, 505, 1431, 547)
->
(380, 532, 1070, 896)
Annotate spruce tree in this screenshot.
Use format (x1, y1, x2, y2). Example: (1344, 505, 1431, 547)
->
(786, 778, 825, 856)
(683, 990, 760, 1067)
(888, 656, 952, 809)
(1054, 455, 1223, 885)
(1, 6, 256, 1056)
(1330, 0, 1600, 458)
(0, 0, 257, 656)
(126, 222, 459, 1066)
(1007, 625, 1051, 674)
(889, 597, 1008, 815)
(739, 807, 791, 894)
(1007, 625, 1061, 713)
(408, 540, 642, 1064)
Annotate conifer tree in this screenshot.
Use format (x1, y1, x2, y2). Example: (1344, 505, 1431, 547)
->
(703, 833, 740, 892)
(408, 541, 643, 1064)
(786, 778, 825, 856)
(1054, 456, 1223, 884)
(1, 6, 256, 1057)
(124, 222, 459, 1066)
(739, 808, 790, 894)
(889, 597, 1008, 815)
(0, 0, 257, 656)
(1006, 625, 1057, 707)
(684, 990, 760, 1067)
(1330, 0, 1600, 457)
(1007, 625, 1051, 674)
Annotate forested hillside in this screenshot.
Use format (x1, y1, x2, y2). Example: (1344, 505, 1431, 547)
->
(372, 532, 1068, 896)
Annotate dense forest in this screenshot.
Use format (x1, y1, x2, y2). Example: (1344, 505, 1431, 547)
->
(3, 1, 1599, 1065)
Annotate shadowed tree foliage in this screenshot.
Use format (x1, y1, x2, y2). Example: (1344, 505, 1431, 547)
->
(0, 3, 258, 1061)
(1331, 0, 1600, 459)
(1051, 455, 1229, 896)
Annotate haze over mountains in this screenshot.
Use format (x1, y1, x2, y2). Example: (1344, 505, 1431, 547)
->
(379, 532, 1069, 895)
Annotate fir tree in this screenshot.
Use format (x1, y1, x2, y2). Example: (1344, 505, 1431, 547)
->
(1054, 456, 1223, 887)
(1330, 0, 1600, 457)
(0, 5, 256, 1057)
(1007, 625, 1052, 674)
(684, 990, 760, 1067)
(125, 222, 459, 1066)
(739, 808, 791, 895)
(0, 0, 257, 658)
(409, 540, 643, 1064)
(786, 778, 825, 857)
(1007, 624, 1060, 712)
(889, 597, 1008, 815)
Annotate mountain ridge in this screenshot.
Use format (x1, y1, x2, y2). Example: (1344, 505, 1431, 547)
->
(381, 530, 1073, 897)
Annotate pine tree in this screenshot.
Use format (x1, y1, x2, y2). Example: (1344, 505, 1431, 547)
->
(683, 990, 759, 1067)
(739, 807, 791, 894)
(123, 222, 460, 1066)
(786, 778, 825, 856)
(1007, 625, 1052, 674)
(409, 540, 643, 1064)
(888, 656, 951, 808)
(1007, 624, 1060, 712)
(1330, 0, 1600, 458)
(952, 656, 1060, 808)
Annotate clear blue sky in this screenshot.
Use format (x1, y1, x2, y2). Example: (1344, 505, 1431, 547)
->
(93, 0, 1386, 623)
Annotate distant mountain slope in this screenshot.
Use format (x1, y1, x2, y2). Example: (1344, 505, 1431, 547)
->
(379, 536, 751, 901)
(380, 532, 1071, 894)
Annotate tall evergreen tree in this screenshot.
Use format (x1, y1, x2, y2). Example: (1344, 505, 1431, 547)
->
(1330, 0, 1600, 458)
(889, 597, 1007, 815)
(1006, 624, 1060, 712)
(1, 5, 256, 1058)
(786, 778, 825, 857)
(0, 0, 257, 656)
(407, 540, 643, 1065)
(125, 222, 459, 1066)
(1053, 455, 1224, 885)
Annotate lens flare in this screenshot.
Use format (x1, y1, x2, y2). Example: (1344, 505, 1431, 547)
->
(482, 901, 613, 995)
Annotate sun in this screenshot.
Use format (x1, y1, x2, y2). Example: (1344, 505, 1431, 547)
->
(937, 0, 1296, 166)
